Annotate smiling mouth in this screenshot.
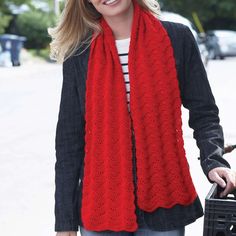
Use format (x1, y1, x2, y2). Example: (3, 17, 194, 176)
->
(103, 0, 119, 5)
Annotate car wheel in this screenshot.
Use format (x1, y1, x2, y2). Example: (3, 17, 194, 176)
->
(208, 49, 216, 60)
(219, 55, 225, 60)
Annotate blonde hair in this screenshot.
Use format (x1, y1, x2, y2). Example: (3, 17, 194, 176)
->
(48, 0, 161, 63)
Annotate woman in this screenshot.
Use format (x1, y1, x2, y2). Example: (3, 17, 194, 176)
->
(48, 0, 236, 236)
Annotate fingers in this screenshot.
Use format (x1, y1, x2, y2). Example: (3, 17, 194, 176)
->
(207, 167, 236, 198)
(208, 170, 226, 188)
(70, 232, 77, 236)
(219, 170, 236, 198)
(56, 232, 77, 236)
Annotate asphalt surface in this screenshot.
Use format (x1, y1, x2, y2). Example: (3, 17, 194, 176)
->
(0, 58, 236, 236)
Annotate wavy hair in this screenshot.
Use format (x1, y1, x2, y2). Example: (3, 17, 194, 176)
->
(48, 0, 161, 63)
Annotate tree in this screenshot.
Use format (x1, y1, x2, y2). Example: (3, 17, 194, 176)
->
(0, 13, 11, 34)
(0, 0, 30, 33)
(160, 0, 236, 30)
(16, 8, 56, 49)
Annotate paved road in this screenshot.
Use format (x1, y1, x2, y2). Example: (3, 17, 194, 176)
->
(0, 58, 236, 236)
(183, 58, 236, 236)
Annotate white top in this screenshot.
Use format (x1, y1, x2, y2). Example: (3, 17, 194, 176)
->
(115, 37, 131, 112)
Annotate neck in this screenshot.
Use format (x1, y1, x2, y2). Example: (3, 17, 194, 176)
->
(103, 2, 134, 40)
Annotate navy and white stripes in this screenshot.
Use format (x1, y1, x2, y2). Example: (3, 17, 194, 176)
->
(115, 38, 131, 112)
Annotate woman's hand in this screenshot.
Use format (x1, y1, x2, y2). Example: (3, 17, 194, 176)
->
(56, 232, 77, 236)
(208, 167, 236, 197)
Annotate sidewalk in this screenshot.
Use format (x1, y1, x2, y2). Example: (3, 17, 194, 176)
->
(0, 58, 236, 236)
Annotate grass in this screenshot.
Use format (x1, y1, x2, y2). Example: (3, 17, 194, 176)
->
(28, 47, 53, 62)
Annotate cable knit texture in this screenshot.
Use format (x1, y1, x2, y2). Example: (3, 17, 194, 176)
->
(81, 0, 198, 232)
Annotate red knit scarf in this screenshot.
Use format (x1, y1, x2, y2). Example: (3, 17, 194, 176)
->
(81, 0, 197, 232)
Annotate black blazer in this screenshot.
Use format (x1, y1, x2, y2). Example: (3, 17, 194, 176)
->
(54, 20, 231, 232)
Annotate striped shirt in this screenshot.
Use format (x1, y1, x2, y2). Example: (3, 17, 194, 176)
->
(115, 37, 131, 112)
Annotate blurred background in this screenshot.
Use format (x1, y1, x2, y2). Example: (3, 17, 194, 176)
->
(0, 0, 236, 235)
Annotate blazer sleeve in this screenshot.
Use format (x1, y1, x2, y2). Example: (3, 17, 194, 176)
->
(54, 56, 85, 232)
(180, 25, 231, 182)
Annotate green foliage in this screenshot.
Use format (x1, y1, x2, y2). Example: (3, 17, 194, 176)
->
(0, 0, 30, 33)
(28, 47, 51, 60)
(0, 0, 30, 13)
(0, 13, 12, 34)
(15, 9, 56, 49)
(160, 0, 236, 30)
(4, 0, 30, 5)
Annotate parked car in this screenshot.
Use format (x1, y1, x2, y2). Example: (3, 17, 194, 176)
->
(160, 11, 209, 67)
(160, 11, 198, 38)
(205, 30, 236, 60)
